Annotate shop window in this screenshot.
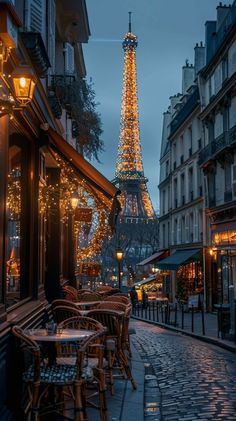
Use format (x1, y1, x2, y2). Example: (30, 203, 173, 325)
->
(6, 146, 22, 307)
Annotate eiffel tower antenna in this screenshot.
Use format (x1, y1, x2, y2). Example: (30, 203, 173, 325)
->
(128, 11, 132, 32)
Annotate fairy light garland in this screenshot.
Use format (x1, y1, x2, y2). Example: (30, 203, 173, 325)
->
(6, 167, 21, 220)
(39, 151, 113, 262)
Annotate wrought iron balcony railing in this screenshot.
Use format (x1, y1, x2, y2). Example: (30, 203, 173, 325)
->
(198, 125, 236, 166)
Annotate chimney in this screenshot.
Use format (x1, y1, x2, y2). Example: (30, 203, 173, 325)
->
(182, 60, 195, 94)
(216, 2, 231, 31)
(194, 42, 206, 77)
(169, 94, 181, 117)
(205, 20, 217, 64)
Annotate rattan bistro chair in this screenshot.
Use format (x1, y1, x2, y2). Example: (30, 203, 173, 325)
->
(51, 299, 82, 311)
(96, 301, 128, 313)
(63, 285, 79, 302)
(58, 316, 108, 421)
(12, 325, 101, 421)
(52, 305, 82, 324)
(103, 295, 130, 305)
(87, 309, 136, 394)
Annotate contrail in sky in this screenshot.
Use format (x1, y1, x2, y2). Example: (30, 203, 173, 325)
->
(90, 38, 122, 43)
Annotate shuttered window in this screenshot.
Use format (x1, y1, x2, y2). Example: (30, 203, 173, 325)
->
(65, 43, 75, 74)
(47, 0, 55, 73)
(26, 0, 46, 37)
(231, 164, 236, 199)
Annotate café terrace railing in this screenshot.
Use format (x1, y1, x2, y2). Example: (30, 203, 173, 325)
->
(198, 124, 236, 166)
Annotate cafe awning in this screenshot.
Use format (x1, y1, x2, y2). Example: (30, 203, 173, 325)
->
(137, 250, 167, 266)
(134, 274, 157, 287)
(45, 127, 120, 200)
(156, 249, 201, 271)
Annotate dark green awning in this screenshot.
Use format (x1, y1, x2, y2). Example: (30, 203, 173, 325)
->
(156, 249, 201, 271)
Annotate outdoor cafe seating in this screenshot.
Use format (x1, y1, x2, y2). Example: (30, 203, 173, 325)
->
(12, 324, 105, 421)
(11, 287, 136, 420)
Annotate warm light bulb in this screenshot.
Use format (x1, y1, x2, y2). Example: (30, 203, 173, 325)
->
(19, 77, 26, 88)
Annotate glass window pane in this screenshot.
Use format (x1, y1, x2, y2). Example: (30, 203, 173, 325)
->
(6, 145, 22, 307)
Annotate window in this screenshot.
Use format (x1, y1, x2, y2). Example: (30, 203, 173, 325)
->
(162, 224, 166, 249)
(6, 146, 23, 307)
(181, 216, 185, 244)
(165, 160, 169, 177)
(222, 56, 228, 82)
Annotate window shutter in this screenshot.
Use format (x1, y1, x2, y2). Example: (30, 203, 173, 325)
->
(65, 43, 75, 74)
(47, 0, 55, 74)
(231, 164, 236, 199)
(29, 0, 45, 33)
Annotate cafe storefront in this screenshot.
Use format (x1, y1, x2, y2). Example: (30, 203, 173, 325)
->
(211, 226, 236, 305)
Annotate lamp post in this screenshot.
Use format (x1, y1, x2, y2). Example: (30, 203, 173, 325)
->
(115, 246, 124, 290)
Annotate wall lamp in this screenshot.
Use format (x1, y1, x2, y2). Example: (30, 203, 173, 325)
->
(0, 65, 37, 116)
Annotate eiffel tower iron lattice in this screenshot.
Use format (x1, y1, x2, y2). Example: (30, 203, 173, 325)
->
(115, 12, 154, 221)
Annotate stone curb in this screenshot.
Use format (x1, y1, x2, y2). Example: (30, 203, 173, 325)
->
(131, 315, 236, 354)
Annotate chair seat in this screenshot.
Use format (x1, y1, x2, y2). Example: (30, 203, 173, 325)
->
(105, 339, 116, 351)
(23, 363, 94, 384)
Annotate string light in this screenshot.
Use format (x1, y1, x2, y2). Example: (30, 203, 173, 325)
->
(38, 152, 113, 263)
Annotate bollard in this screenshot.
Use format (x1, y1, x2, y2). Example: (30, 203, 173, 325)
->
(137, 302, 140, 318)
(191, 304, 194, 332)
(149, 302, 151, 320)
(161, 305, 164, 323)
(201, 304, 205, 336)
(152, 301, 155, 321)
(174, 303, 177, 327)
(141, 302, 143, 318)
(181, 304, 184, 329)
(156, 302, 159, 322)
(145, 304, 148, 319)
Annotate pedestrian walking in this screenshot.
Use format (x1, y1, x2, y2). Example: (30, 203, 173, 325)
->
(130, 286, 138, 307)
(142, 288, 148, 309)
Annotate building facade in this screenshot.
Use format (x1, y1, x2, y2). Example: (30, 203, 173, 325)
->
(158, 1, 236, 311)
(199, 1, 236, 308)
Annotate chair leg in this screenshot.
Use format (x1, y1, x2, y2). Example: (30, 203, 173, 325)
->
(74, 381, 85, 421)
(30, 382, 40, 421)
(96, 368, 108, 421)
(119, 349, 137, 390)
(107, 351, 115, 395)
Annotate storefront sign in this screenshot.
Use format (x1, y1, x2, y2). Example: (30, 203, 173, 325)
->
(212, 230, 236, 246)
(79, 262, 101, 277)
(75, 208, 92, 223)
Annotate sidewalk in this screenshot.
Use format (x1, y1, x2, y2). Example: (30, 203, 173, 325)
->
(132, 306, 236, 353)
(87, 340, 145, 421)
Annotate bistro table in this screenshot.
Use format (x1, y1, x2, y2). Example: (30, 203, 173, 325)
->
(25, 328, 96, 365)
(25, 328, 95, 342)
(76, 301, 102, 309)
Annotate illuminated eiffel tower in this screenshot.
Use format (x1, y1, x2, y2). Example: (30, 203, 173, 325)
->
(115, 12, 154, 222)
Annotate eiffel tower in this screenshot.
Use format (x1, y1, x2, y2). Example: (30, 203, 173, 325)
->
(115, 12, 154, 222)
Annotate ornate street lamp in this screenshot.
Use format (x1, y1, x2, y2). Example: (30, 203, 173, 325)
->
(12, 66, 36, 106)
(115, 246, 124, 290)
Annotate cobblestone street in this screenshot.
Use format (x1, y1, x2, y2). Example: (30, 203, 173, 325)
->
(132, 320, 236, 421)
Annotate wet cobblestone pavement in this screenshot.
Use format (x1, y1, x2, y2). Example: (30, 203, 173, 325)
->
(132, 320, 236, 421)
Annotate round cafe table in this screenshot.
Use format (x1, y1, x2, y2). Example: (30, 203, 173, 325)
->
(25, 328, 95, 365)
(25, 328, 95, 342)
